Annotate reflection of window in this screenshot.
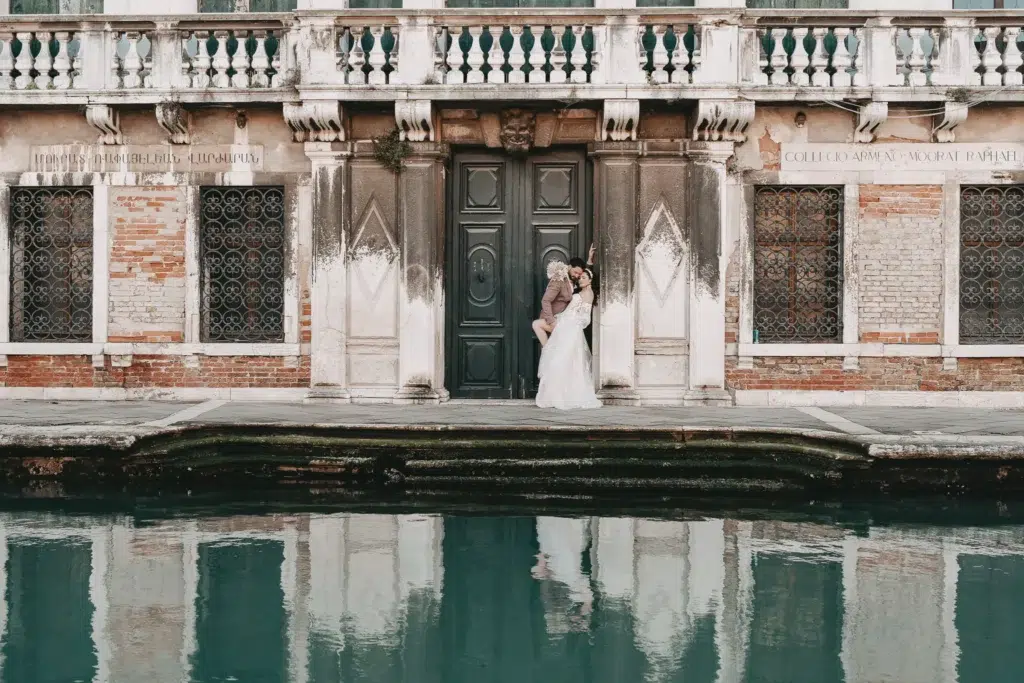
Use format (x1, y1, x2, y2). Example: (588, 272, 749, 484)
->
(746, 0, 847, 7)
(9, 188, 93, 342)
(955, 0, 1024, 8)
(959, 186, 1024, 344)
(753, 186, 844, 343)
(199, 0, 296, 11)
(11, 0, 102, 12)
(447, 0, 592, 7)
(199, 187, 286, 343)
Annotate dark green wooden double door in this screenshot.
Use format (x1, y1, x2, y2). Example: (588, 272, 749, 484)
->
(446, 149, 590, 399)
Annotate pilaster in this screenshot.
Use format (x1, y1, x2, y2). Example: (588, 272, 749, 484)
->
(306, 142, 352, 402)
(685, 140, 734, 405)
(591, 141, 641, 404)
(394, 143, 448, 404)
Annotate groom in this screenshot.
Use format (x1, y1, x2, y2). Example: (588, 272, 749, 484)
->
(532, 244, 596, 347)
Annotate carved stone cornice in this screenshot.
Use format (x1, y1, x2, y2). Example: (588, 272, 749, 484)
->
(155, 102, 191, 145)
(395, 100, 434, 142)
(601, 99, 639, 142)
(85, 105, 122, 146)
(283, 101, 345, 143)
(693, 100, 755, 143)
(933, 101, 968, 143)
(854, 101, 887, 143)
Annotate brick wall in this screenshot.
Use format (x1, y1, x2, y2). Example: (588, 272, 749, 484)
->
(858, 185, 943, 342)
(1, 356, 310, 388)
(108, 188, 187, 343)
(727, 357, 1024, 391)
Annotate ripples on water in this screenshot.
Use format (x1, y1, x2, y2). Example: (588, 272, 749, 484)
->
(0, 509, 1021, 682)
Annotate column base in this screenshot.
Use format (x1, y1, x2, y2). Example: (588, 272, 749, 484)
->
(597, 387, 642, 406)
(393, 386, 445, 405)
(683, 389, 733, 407)
(304, 386, 352, 404)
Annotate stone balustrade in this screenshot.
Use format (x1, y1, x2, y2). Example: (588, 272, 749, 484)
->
(2, 10, 1024, 101)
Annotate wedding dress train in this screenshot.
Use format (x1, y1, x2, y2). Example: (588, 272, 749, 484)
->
(536, 293, 602, 410)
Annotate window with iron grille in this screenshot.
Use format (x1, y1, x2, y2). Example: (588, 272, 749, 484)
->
(199, 0, 296, 11)
(959, 186, 1024, 344)
(753, 186, 844, 343)
(199, 187, 286, 343)
(9, 188, 93, 342)
(746, 0, 847, 7)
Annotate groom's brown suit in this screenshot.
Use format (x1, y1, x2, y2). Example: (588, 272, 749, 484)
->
(540, 277, 574, 327)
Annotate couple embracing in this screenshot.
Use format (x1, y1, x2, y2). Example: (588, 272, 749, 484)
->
(532, 245, 601, 411)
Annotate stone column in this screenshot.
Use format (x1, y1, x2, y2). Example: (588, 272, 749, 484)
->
(306, 142, 352, 402)
(395, 143, 448, 404)
(685, 141, 733, 405)
(591, 142, 641, 404)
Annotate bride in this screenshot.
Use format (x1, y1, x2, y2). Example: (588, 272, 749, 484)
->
(536, 263, 602, 410)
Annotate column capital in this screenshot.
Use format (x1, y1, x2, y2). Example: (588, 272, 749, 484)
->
(588, 141, 644, 158)
(685, 140, 736, 163)
(404, 142, 450, 161)
(304, 141, 353, 163)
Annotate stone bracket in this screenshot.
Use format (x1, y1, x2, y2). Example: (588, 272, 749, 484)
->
(601, 99, 639, 142)
(854, 102, 887, 143)
(395, 100, 434, 142)
(933, 101, 968, 143)
(91, 353, 106, 369)
(693, 100, 755, 143)
(283, 101, 345, 143)
(85, 105, 122, 146)
(155, 102, 192, 145)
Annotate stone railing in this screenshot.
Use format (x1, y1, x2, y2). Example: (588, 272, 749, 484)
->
(2, 11, 1024, 100)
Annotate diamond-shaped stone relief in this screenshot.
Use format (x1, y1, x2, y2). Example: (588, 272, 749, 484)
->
(351, 195, 398, 303)
(636, 198, 686, 306)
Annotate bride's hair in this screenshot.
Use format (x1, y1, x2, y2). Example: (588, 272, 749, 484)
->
(579, 268, 598, 303)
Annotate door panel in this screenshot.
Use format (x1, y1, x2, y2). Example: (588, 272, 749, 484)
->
(447, 149, 588, 399)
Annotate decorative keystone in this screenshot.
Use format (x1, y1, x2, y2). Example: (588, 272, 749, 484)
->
(283, 101, 345, 143)
(395, 100, 434, 142)
(155, 102, 192, 145)
(693, 100, 755, 143)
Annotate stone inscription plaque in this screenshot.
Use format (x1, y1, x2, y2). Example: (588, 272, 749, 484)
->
(781, 143, 1024, 172)
(29, 145, 265, 173)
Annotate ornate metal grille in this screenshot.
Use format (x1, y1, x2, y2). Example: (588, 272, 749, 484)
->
(200, 187, 286, 343)
(753, 186, 843, 343)
(960, 185, 1024, 343)
(9, 188, 93, 342)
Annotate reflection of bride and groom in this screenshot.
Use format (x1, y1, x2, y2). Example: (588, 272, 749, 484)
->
(532, 244, 601, 411)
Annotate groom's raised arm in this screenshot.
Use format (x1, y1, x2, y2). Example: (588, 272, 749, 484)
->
(540, 279, 560, 326)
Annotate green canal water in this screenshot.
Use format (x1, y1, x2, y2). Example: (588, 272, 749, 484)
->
(0, 504, 1022, 682)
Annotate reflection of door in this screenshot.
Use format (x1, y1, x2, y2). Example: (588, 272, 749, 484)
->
(446, 149, 590, 399)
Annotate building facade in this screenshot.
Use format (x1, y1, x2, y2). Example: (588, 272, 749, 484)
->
(2, 0, 1024, 405)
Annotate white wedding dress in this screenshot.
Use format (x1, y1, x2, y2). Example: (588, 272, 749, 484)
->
(536, 293, 602, 410)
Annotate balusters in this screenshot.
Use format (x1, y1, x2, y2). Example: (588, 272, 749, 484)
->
(230, 31, 251, 87)
(549, 26, 568, 84)
(755, 29, 770, 86)
(528, 27, 547, 84)
(790, 27, 810, 86)
(832, 28, 853, 87)
(508, 26, 526, 84)
(270, 31, 284, 88)
(906, 28, 927, 86)
(193, 31, 212, 88)
(980, 26, 1003, 86)
(465, 26, 485, 84)
(851, 28, 866, 86)
(689, 26, 700, 84)
(768, 28, 788, 86)
(388, 26, 398, 76)
(367, 27, 387, 86)
(122, 32, 143, 89)
(652, 26, 669, 84)
(52, 32, 72, 89)
(249, 30, 269, 87)
(0, 33, 13, 90)
(1005, 27, 1024, 86)
(348, 28, 367, 85)
(211, 31, 231, 88)
(446, 27, 465, 84)
(808, 28, 828, 87)
(433, 28, 447, 84)
(14, 32, 33, 90)
(32, 31, 52, 89)
(570, 26, 587, 84)
(486, 26, 505, 85)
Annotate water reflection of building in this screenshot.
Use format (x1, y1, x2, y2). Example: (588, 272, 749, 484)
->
(1, 512, 1024, 682)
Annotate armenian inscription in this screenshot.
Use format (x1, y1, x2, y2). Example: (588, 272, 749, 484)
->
(781, 143, 1024, 172)
(30, 145, 265, 173)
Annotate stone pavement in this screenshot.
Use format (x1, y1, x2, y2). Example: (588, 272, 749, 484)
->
(0, 399, 1023, 439)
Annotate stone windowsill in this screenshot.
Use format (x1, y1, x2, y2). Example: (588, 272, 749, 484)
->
(732, 343, 1024, 358)
(0, 342, 306, 356)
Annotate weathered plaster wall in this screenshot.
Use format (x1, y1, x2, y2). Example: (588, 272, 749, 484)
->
(858, 185, 943, 343)
(109, 187, 186, 343)
(734, 106, 855, 172)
